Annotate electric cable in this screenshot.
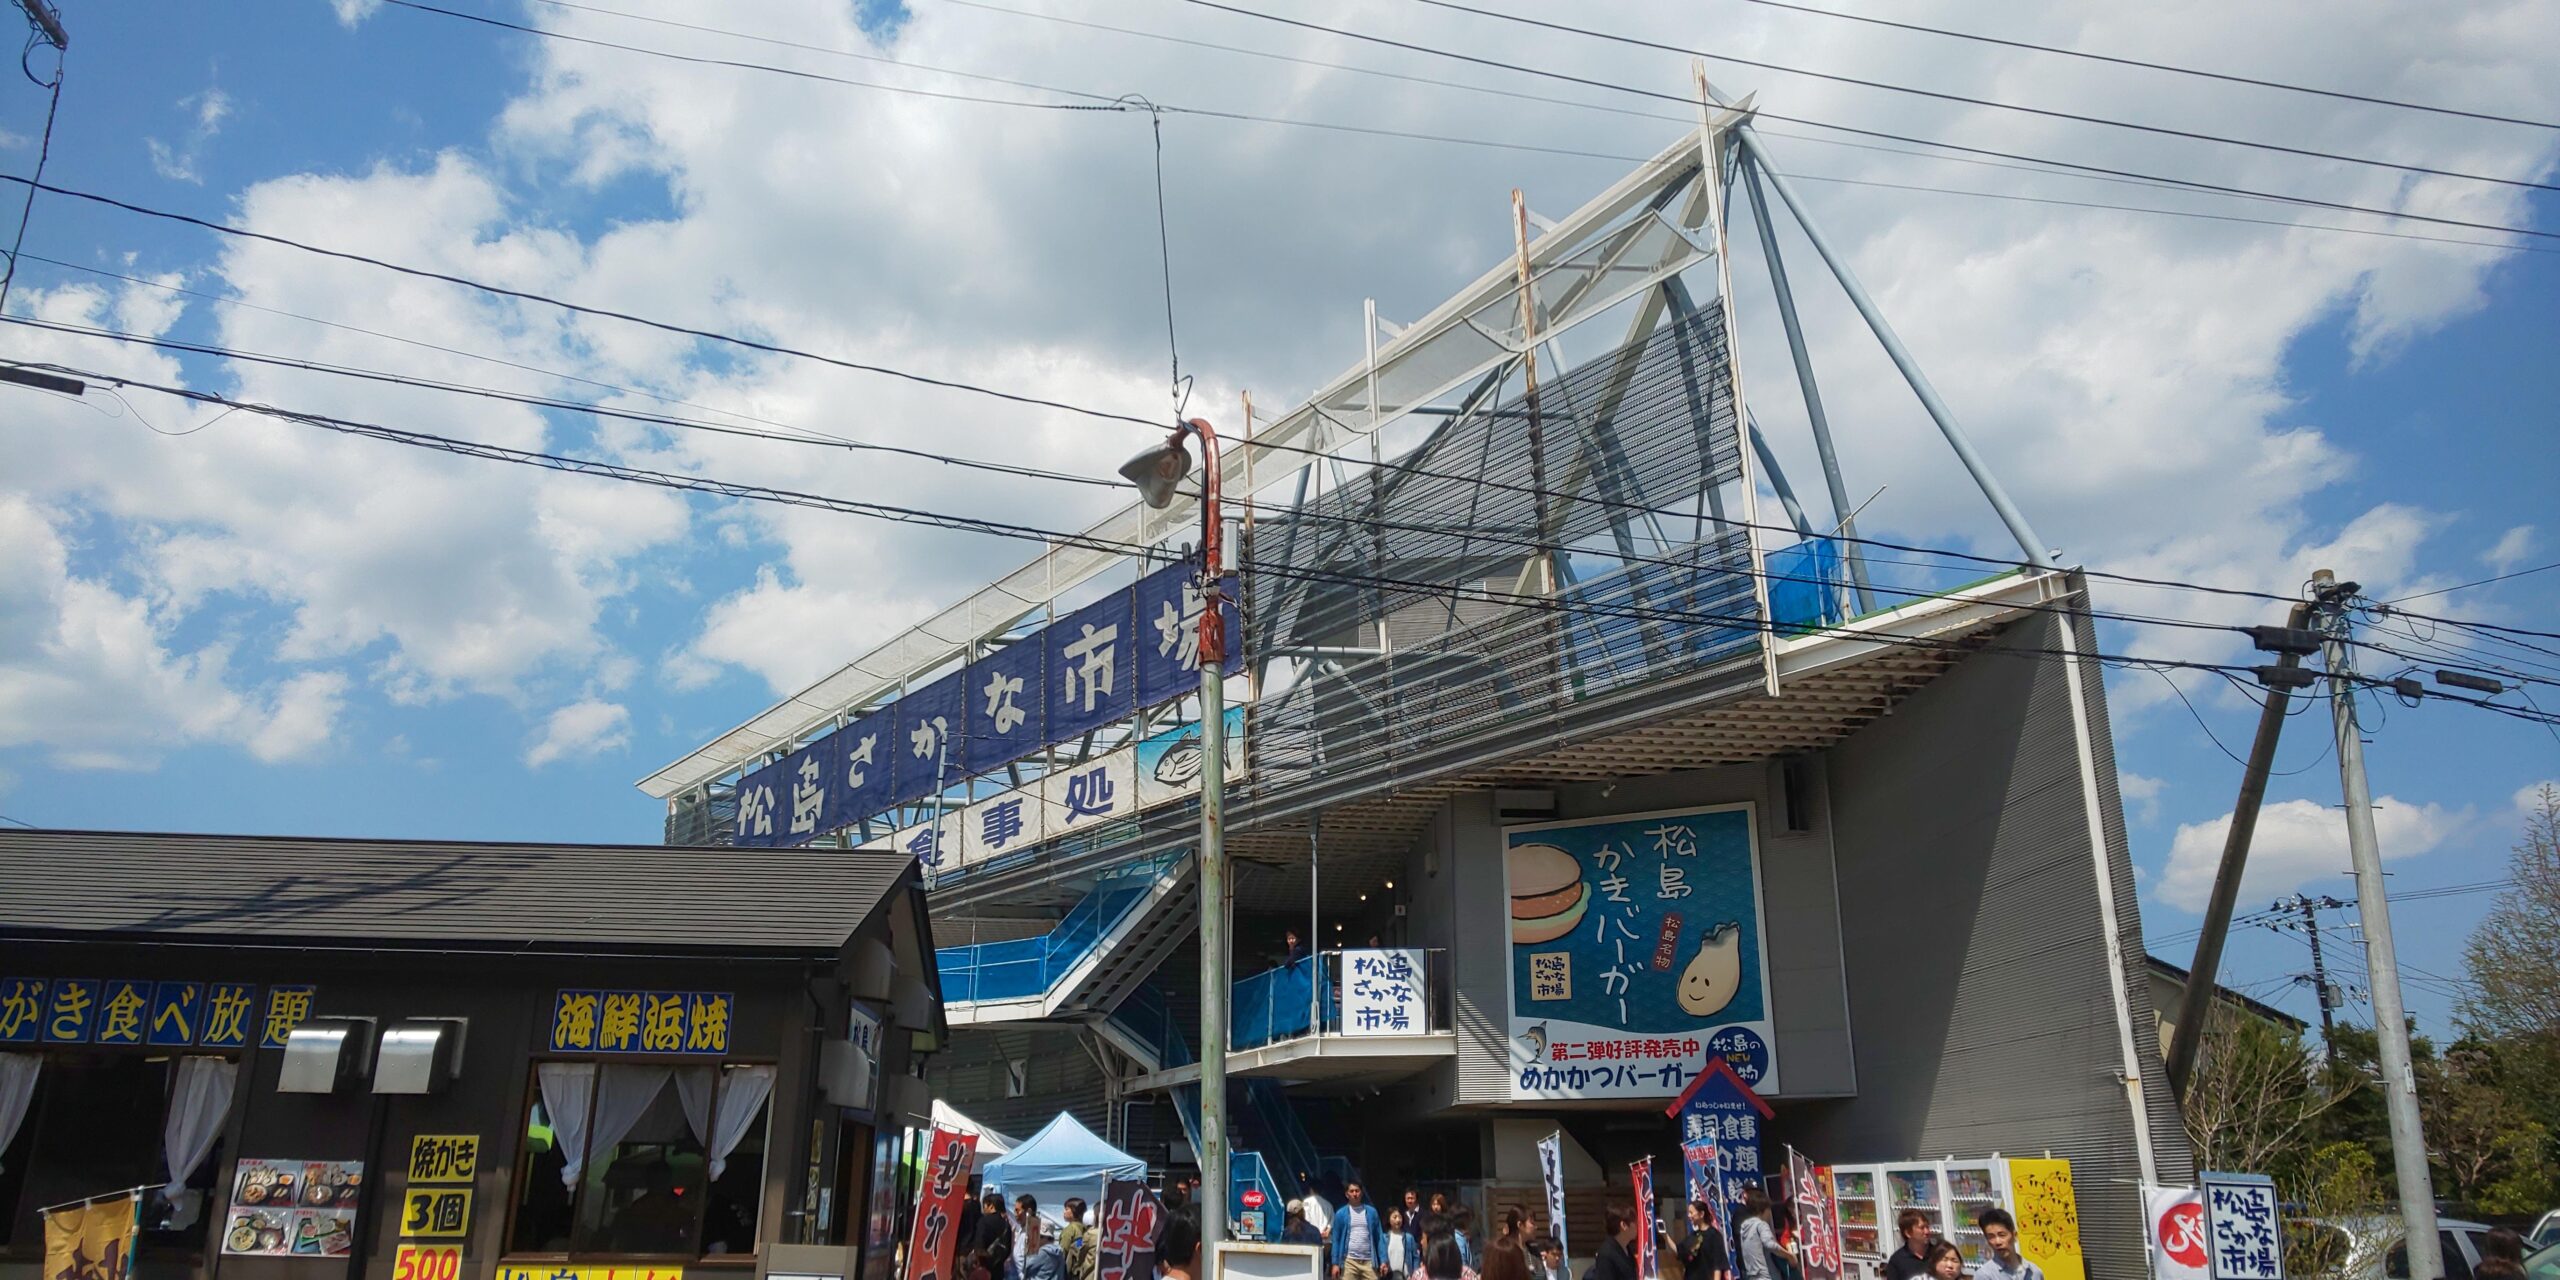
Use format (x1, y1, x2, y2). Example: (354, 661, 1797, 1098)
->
(2385, 558, 2560, 604)
(0, 37, 62, 313)
(11, 310, 2338, 652)
(13, 353, 2402, 694)
(1171, 0, 2560, 243)
(1401, 0, 2560, 194)
(1735, 0, 2560, 133)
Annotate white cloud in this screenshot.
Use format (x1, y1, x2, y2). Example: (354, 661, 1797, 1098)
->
(145, 139, 199, 184)
(526, 699, 632, 767)
(329, 0, 383, 27)
(148, 86, 233, 185)
(14, 0, 2560, 774)
(189, 88, 232, 133)
(2155, 795, 2470, 913)
(2516, 780, 2559, 820)
(2484, 525, 2536, 574)
(2119, 772, 2166, 824)
(0, 495, 348, 768)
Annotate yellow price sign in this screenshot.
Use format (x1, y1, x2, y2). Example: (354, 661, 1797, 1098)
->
(408, 1134, 480, 1184)
(395, 1244, 463, 1280)
(400, 1187, 473, 1239)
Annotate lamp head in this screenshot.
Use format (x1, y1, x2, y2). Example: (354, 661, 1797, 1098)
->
(1119, 431, 1193, 509)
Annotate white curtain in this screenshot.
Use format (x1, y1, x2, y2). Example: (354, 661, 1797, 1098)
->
(585, 1065, 672, 1186)
(672, 1067, 715, 1154)
(538, 1062, 599, 1188)
(0, 1054, 38, 1174)
(163, 1057, 237, 1194)
(707, 1065, 775, 1180)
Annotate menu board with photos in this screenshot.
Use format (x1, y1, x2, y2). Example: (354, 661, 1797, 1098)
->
(222, 1159, 364, 1258)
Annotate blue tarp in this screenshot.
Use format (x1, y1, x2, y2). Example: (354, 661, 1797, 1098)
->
(1767, 536, 1844, 633)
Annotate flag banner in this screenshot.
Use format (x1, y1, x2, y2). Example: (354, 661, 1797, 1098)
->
(1786, 1150, 1841, 1280)
(905, 1128, 980, 1280)
(2145, 1186, 2209, 1280)
(1099, 1178, 1163, 1280)
(1631, 1157, 1658, 1280)
(2201, 1172, 2283, 1280)
(44, 1192, 139, 1280)
(2008, 1159, 2085, 1280)
(1538, 1132, 1570, 1262)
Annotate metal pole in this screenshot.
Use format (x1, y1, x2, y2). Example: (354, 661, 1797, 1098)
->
(2299, 895, 2340, 1067)
(1746, 413, 1814, 537)
(2164, 603, 2309, 1102)
(2313, 568, 2441, 1280)
(1734, 126, 2056, 568)
(1310, 815, 1322, 1040)
(1739, 153, 1873, 613)
(1192, 417, 1232, 1278)
(1693, 72, 1780, 699)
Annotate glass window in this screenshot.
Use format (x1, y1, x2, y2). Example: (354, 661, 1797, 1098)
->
(506, 1063, 771, 1261)
(2443, 1232, 2475, 1280)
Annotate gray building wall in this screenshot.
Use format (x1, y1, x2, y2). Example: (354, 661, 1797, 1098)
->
(1796, 606, 2193, 1280)
(926, 1024, 1115, 1143)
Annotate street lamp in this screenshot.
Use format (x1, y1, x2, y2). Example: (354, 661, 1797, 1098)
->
(1122, 418, 1231, 1267)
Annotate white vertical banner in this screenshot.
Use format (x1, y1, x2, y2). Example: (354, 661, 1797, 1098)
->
(1538, 1131, 1570, 1264)
(2200, 1172, 2283, 1280)
(2145, 1186, 2209, 1280)
(1339, 949, 1427, 1036)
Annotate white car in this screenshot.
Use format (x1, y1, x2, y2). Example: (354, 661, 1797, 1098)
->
(2287, 1215, 2500, 1280)
(2531, 1212, 2560, 1252)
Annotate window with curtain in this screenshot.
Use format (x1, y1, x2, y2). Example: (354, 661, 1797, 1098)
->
(506, 1062, 772, 1261)
(5, 1052, 236, 1257)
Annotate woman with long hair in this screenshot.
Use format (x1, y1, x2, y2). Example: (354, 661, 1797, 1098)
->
(1422, 1238, 1475, 1280)
(1678, 1200, 1729, 1280)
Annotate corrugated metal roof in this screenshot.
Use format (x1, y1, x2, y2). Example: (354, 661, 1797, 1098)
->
(0, 829, 915, 955)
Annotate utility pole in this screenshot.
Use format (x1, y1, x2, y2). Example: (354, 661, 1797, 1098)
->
(2164, 602, 2316, 1103)
(14, 0, 65, 51)
(2275, 893, 2347, 1067)
(2312, 567, 2441, 1280)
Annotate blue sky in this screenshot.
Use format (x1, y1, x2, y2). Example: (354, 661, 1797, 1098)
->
(0, 0, 2554, 1040)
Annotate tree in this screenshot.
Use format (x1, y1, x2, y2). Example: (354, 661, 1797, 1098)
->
(2457, 783, 2560, 1207)
(2182, 1002, 2355, 1186)
(2463, 785, 2560, 1041)
(2419, 1040, 2556, 1213)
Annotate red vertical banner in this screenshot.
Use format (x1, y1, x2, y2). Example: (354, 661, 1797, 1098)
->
(1098, 1178, 1163, 1280)
(906, 1127, 981, 1280)
(1631, 1157, 1658, 1280)
(1785, 1149, 1841, 1280)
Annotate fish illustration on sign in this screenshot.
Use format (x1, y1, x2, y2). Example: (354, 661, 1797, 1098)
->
(1520, 1022, 1550, 1059)
(1677, 923, 1743, 1017)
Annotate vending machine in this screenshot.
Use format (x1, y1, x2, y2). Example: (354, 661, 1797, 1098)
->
(1820, 1156, 2081, 1280)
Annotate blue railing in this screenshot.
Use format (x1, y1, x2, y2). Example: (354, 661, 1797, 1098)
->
(1230, 1151, 1285, 1242)
(1243, 1078, 1326, 1201)
(938, 854, 1184, 1003)
(1107, 983, 1192, 1071)
(1230, 958, 1336, 1050)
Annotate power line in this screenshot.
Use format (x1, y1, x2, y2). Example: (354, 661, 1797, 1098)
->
(9, 299, 2346, 646)
(2386, 559, 2560, 604)
(1171, 0, 2560, 243)
(21, 180, 2545, 645)
(0, 33, 62, 313)
(1400, 0, 2560, 194)
(7, 312, 2285, 650)
(0, 170, 1171, 431)
(11, 354, 2380, 692)
(1773, 167, 2555, 256)
(1736, 0, 2560, 134)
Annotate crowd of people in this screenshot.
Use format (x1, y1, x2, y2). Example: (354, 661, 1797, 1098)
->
(946, 1169, 2134, 1280)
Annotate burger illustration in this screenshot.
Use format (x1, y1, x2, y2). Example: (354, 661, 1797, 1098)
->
(1507, 843, 1589, 944)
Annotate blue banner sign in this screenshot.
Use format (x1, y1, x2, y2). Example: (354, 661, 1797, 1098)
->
(2, 976, 271, 1049)
(734, 562, 1239, 847)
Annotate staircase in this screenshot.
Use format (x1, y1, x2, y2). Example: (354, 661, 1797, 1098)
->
(938, 852, 1196, 1023)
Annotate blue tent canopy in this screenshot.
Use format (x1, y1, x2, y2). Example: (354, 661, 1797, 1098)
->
(979, 1112, 1148, 1221)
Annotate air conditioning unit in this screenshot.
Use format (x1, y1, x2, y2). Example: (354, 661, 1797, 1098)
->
(374, 1018, 468, 1095)
(278, 1017, 377, 1094)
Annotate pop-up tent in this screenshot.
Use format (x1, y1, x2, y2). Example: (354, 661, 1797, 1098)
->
(932, 1099, 1018, 1173)
(980, 1111, 1147, 1225)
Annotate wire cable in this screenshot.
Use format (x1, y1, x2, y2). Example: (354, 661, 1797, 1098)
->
(1172, 0, 2560, 243)
(0, 41, 62, 314)
(1736, 0, 2560, 133)
(1401, 0, 2560, 194)
(2385, 558, 2560, 604)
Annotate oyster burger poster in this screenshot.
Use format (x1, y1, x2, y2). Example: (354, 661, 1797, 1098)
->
(1503, 803, 1778, 1100)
